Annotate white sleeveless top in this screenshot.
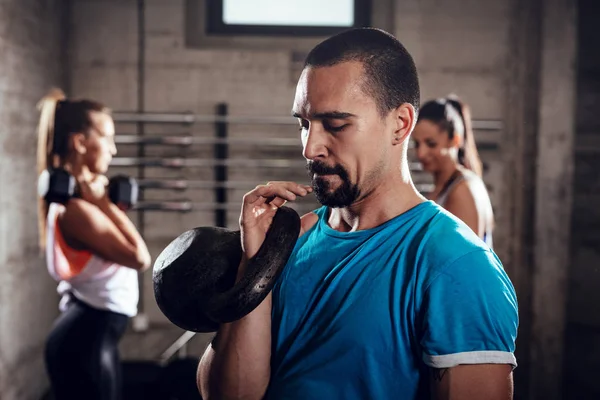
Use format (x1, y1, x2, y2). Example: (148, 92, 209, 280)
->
(435, 169, 494, 249)
(46, 202, 139, 317)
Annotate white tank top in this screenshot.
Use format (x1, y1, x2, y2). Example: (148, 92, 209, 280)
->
(435, 169, 494, 249)
(46, 202, 139, 317)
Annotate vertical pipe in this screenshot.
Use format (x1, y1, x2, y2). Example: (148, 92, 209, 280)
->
(61, 0, 73, 95)
(136, 0, 146, 316)
(214, 104, 228, 227)
(504, 0, 542, 396)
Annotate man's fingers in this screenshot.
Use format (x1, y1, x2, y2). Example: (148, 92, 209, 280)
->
(267, 197, 287, 208)
(243, 182, 312, 205)
(266, 181, 313, 196)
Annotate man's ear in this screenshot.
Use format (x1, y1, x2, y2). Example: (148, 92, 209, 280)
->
(391, 103, 416, 145)
(69, 133, 87, 155)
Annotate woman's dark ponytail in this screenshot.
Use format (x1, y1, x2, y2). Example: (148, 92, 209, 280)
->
(445, 95, 483, 178)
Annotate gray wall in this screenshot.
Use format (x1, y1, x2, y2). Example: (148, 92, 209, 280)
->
(0, 1, 65, 399)
(68, 0, 515, 329)
(0, 0, 591, 398)
(565, 0, 600, 398)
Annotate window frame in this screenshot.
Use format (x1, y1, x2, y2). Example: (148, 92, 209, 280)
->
(205, 0, 372, 36)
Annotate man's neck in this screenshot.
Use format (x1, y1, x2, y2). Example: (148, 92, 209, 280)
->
(327, 164, 426, 232)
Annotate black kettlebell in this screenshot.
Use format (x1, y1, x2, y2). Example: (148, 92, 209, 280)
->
(37, 167, 139, 210)
(152, 206, 301, 333)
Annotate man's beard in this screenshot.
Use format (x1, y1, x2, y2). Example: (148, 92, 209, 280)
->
(306, 161, 360, 207)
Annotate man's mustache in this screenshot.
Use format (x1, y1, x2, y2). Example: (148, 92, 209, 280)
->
(306, 161, 348, 178)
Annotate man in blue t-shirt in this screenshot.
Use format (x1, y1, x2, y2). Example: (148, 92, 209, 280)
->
(197, 28, 518, 400)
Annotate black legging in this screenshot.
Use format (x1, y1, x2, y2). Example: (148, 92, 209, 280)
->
(45, 296, 129, 400)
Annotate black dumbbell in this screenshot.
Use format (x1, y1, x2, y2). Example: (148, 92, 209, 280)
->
(38, 168, 139, 210)
(108, 175, 139, 210)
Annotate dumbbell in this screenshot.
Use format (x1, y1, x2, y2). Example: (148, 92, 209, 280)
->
(37, 168, 139, 210)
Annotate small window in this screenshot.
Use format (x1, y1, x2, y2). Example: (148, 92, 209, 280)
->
(206, 0, 371, 36)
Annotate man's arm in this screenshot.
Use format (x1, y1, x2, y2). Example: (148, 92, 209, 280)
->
(196, 182, 316, 400)
(430, 365, 513, 400)
(198, 290, 273, 400)
(420, 249, 518, 400)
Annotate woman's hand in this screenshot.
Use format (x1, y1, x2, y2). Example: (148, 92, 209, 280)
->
(78, 175, 110, 208)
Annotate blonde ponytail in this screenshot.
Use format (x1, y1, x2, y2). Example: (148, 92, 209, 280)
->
(36, 88, 67, 253)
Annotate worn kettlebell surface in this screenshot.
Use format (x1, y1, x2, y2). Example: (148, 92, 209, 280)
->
(205, 206, 301, 324)
(153, 206, 301, 333)
(153, 227, 242, 332)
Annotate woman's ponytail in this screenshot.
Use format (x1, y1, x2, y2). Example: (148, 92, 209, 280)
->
(36, 88, 67, 253)
(446, 95, 483, 178)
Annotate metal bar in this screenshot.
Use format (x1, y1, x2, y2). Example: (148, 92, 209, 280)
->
(111, 157, 306, 169)
(137, 179, 304, 190)
(136, 0, 147, 320)
(180, 342, 188, 358)
(115, 135, 194, 146)
(111, 157, 423, 170)
(138, 177, 432, 191)
(114, 134, 500, 150)
(215, 103, 228, 227)
(132, 187, 435, 212)
(112, 112, 293, 125)
(113, 135, 502, 150)
(472, 120, 504, 131)
(112, 111, 504, 131)
(159, 331, 197, 365)
(114, 135, 299, 147)
(137, 179, 192, 190)
(133, 201, 193, 212)
(132, 201, 318, 213)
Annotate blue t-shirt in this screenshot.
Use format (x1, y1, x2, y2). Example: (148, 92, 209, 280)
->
(267, 201, 518, 399)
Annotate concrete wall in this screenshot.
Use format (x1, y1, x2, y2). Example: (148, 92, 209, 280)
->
(394, 0, 512, 280)
(0, 1, 65, 399)
(1, 0, 591, 398)
(528, 0, 577, 398)
(68, 0, 515, 330)
(564, 0, 600, 398)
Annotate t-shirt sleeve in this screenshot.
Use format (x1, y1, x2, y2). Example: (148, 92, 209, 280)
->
(420, 249, 518, 369)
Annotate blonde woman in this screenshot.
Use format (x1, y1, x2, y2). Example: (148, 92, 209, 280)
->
(37, 89, 150, 400)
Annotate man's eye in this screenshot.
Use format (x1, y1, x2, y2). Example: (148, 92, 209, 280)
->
(325, 123, 348, 133)
(298, 120, 309, 132)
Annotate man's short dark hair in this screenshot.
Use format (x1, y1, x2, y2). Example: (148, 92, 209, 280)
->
(304, 28, 420, 116)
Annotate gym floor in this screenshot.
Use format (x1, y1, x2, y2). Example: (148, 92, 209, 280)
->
(1, 1, 599, 399)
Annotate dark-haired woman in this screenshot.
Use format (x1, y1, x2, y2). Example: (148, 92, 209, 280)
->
(37, 88, 151, 400)
(413, 96, 495, 248)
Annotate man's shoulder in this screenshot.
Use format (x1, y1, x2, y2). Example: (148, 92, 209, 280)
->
(425, 203, 487, 246)
(410, 203, 499, 273)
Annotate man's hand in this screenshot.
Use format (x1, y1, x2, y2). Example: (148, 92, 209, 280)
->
(240, 181, 312, 259)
